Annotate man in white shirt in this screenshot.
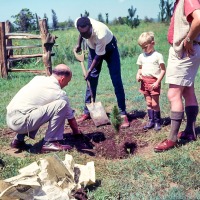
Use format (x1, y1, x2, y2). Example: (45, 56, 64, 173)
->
(74, 17, 129, 128)
(7, 64, 82, 152)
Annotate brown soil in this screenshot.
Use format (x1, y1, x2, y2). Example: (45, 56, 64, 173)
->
(0, 111, 171, 159)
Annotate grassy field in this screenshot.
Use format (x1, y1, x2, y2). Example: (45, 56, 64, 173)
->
(0, 22, 200, 199)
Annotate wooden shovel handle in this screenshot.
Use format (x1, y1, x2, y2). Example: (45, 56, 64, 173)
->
(80, 61, 94, 103)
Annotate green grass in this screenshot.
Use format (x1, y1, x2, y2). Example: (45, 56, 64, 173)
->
(1, 22, 200, 199)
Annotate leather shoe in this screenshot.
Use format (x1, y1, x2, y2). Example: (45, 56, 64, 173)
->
(10, 139, 32, 150)
(154, 139, 177, 152)
(76, 114, 90, 123)
(177, 131, 196, 142)
(41, 141, 73, 153)
(120, 115, 130, 128)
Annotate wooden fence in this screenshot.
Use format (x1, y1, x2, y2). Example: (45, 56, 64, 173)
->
(0, 19, 57, 78)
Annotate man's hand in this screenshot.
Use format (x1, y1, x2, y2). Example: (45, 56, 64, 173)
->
(74, 45, 82, 53)
(183, 38, 194, 57)
(85, 70, 91, 80)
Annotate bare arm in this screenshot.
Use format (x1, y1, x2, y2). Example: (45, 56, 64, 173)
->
(75, 35, 83, 52)
(85, 54, 103, 80)
(153, 63, 166, 88)
(136, 65, 142, 82)
(68, 117, 81, 134)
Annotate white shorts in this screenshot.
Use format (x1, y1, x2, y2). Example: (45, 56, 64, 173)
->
(165, 45, 200, 86)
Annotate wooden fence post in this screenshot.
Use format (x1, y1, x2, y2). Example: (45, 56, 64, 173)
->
(39, 19, 52, 76)
(0, 22, 8, 78)
(5, 20, 13, 69)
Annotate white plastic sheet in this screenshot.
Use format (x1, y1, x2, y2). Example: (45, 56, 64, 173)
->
(0, 154, 95, 200)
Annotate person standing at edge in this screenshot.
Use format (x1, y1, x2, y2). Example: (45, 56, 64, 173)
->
(154, 0, 200, 152)
(74, 17, 129, 128)
(7, 64, 82, 152)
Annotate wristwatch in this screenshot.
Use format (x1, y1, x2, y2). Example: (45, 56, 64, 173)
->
(186, 37, 191, 43)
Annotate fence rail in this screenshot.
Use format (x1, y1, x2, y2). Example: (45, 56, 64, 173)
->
(0, 19, 57, 78)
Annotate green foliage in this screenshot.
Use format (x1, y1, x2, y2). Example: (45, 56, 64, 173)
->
(97, 13, 105, 23)
(105, 13, 109, 24)
(11, 8, 37, 31)
(127, 6, 140, 29)
(51, 9, 58, 29)
(110, 105, 122, 133)
(80, 10, 89, 17)
(159, 0, 173, 22)
(43, 13, 49, 29)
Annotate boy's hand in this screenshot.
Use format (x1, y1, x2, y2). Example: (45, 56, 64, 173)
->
(136, 74, 142, 82)
(151, 81, 160, 89)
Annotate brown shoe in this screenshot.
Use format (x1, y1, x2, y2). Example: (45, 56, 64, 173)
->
(154, 139, 177, 152)
(41, 141, 73, 153)
(76, 114, 90, 123)
(120, 115, 130, 128)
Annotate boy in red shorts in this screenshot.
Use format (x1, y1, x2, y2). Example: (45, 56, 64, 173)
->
(136, 31, 166, 131)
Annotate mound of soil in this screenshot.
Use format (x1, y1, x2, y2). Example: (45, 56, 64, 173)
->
(63, 113, 146, 159)
(0, 110, 171, 159)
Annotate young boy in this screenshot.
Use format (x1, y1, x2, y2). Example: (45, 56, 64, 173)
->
(136, 31, 166, 131)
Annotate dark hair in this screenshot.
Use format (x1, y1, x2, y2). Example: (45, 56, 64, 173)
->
(52, 69, 71, 77)
(77, 17, 91, 28)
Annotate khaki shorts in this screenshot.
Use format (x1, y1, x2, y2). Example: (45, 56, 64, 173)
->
(165, 45, 200, 86)
(139, 76, 160, 96)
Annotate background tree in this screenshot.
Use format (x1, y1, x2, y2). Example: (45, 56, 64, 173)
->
(159, 0, 173, 22)
(144, 16, 154, 23)
(132, 15, 140, 28)
(112, 16, 128, 25)
(51, 9, 58, 29)
(97, 13, 104, 23)
(106, 13, 109, 24)
(127, 6, 140, 28)
(128, 6, 136, 20)
(159, 0, 166, 22)
(58, 18, 74, 29)
(43, 13, 49, 28)
(35, 13, 40, 30)
(80, 10, 89, 17)
(11, 8, 36, 31)
(165, 0, 173, 21)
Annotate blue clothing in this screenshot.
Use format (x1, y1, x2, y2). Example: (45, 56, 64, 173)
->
(84, 36, 126, 115)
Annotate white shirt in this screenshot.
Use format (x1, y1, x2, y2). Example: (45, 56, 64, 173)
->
(136, 51, 165, 78)
(7, 75, 74, 119)
(75, 17, 113, 55)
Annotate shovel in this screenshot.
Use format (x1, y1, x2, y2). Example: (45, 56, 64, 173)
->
(73, 50, 110, 126)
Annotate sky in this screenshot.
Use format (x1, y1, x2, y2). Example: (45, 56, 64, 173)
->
(0, 0, 161, 23)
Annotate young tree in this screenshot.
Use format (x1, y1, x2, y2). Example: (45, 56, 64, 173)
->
(51, 9, 58, 30)
(11, 8, 36, 31)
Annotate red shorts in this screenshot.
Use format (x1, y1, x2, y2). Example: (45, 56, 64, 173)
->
(139, 76, 161, 96)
